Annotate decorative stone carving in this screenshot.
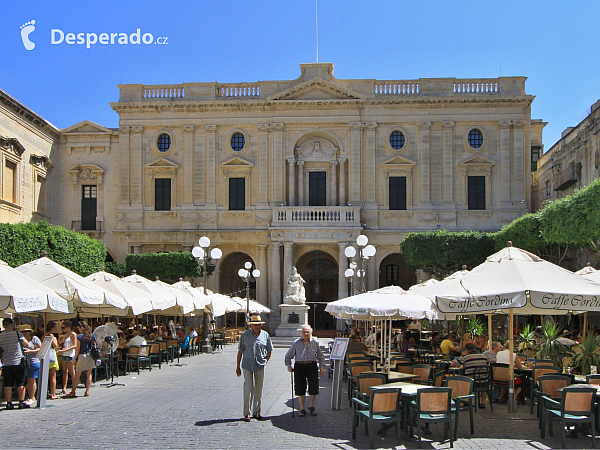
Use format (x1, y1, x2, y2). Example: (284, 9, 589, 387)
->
(283, 266, 306, 305)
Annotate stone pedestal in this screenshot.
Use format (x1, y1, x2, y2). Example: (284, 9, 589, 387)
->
(275, 304, 309, 337)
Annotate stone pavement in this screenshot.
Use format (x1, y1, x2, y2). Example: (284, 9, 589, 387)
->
(0, 341, 592, 449)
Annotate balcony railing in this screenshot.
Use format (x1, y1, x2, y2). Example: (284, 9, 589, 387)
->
(554, 164, 579, 191)
(272, 206, 361, 227)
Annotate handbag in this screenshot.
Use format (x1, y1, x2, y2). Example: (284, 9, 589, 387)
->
(17, 331, 30, 368)
(90, 341, 101, 360)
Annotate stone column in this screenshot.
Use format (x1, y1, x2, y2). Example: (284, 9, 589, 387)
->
(287, 157, 296, 206)
(272, 123, 285, 204)
(442, 122, 454, 204)
(270, 243, 282, 311)
(338, 243, 349, 300)
(349, 122, 362, 204)
(419, 122, 431, 205)
(205, 125, 217, 208)
(297, 161, 305, 206)
(130, 126, 143, 208)
(182, 125, 195, 208)
(119, 127, 130, 204)
(339, 157, 347, 206)
(257, 244, 268, 306)
(367, 247, 378, 291)
(330, 160, 338, 206)
(364, 122, 377, 208)
(283, 242, 294, 288)
(513, 121, 525, 204)
(257, 124, 270, 208)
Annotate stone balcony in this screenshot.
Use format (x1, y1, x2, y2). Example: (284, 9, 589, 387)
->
(271, 206, 361, 228)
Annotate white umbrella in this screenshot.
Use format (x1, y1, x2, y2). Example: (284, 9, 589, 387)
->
(121, 272, 177, 312)
(325, 286, 442, 320)
(16, 257, 127, 313)
(407, 278, 439, 292)
(0, 259, 71, 314)
(230, 296, 272, 315)
(85, 271, 155, 316)
(206, 291, 240, 317)
(580, 265, 600, 277)
(154, 279, 195, 315)
(171, 279, 208, 311)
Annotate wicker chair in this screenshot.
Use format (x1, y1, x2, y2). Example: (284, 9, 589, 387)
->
(347, 362, 374, 405)
(412, 364, 433, 385)
(541, 387, 597, 449)
(352, 387, 402, 448)
(445, 375, 475, 440)
(411, 387, 454, 448)
(396, 362, 413, 374)
(536, 374, 570, 429)
(534, 359, 555, 366)
(471, 366, 493, 412)
(353, 372, 387, 407)
(491, 363, 521, 403)
(530, 365, 561, 414)
(587, 374, 600, 384)
(148, 342, 162, 369)
(125, 345, 152, 374)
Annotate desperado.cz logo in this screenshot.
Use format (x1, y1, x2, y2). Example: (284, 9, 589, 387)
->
(20, 20, 168, 50)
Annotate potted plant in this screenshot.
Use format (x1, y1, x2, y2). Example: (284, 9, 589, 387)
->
(536, 320, 570, 369)
(517, 324, 537, 358)
(571, 334, 600, 375)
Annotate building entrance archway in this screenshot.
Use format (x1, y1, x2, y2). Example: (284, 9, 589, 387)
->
(219, 251, 257, 298)
(378, 253, 416, 290)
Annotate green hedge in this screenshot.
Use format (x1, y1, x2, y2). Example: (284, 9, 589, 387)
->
(0, 221, 106, 276)
(124, 252, 213, 281)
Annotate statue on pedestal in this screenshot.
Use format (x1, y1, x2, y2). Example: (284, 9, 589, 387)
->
(283, 266, 306, 305)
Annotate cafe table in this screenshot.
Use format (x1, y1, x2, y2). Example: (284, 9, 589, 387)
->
(371, 380, 438, 437)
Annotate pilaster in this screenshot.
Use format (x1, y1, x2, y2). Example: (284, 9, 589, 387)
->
(430, 123, 443, 203)
(513, 121, 525, 203)
(364, 122, 377, 209)
(349, 122, 362, 204)
(442, 122, 454, 204)
(119, 127, 130, 204)
(283, 242, 295, 288)
(419, 122, 432, 205)
(272, 123, 285, 204)
(499, 121, 512, 205)
(182, 124, 195, 207)
(257, 244, 268, 306)
(194, 126, 206, 204)
(270, 243, 282, 311)
(339, 157, 347, 206)
(338, 243, 349, 300)
(297, 161, 305, 206)
(329, 160, 338, 206)
(257, 123, 270, 208)
(287, 157, 296, 206)
(205, 124, 217, 208)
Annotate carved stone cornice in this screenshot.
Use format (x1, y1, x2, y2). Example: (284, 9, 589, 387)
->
(183, 124, 195, 133)
(131, 126, 143, 134)
(272, 123, 285, 132)
(30, 154, 53, 171)
(0, 136, 26, 158)
(205, 124, 218, 133)
(419, 122, 432, 130)
(257, 123, 270, 132)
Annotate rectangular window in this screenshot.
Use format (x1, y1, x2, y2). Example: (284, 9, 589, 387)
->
(309, 171, 327, 206)
(229, 177, 245, 211)
(3, 160, 17, 203)
(531, 145, 542, 171)
(389, 176, 407, 210)
(35, 175, 46, 215)
(468, 176, 486, 210)
(81, 185, 97, 230)
(155, 178, 171, 211)
(385, 264, 399, 285)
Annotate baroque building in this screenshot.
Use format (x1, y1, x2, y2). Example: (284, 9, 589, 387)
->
(2, 63, 542, 331)
(532, 99, 600, 212)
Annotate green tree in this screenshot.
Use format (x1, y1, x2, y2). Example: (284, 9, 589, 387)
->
(124, 252, 214, 282)
(0, 221, 106, 276)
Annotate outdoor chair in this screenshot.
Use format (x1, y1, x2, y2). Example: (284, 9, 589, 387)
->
(395, 362, 413, 374)
(390, 356, 411, 365)
(491, 363, 521, 403)
(126, 345, 152, 374)
(352, 387, 402, 448)
(165, 338, 179, 361)
(534, 359, 555, 366)
(445, 375, 475, 440)
(148, 342, 162, 369)
(536, 374, 570, 428)
(587, 375, 600, 384)
(188, 337, 197, 356)
(353, 372, 387, 408)
(158, 341, 170, 363)
(412, 364, 433, 385)
(541, 387, 597, 449)
(348, 362, 374, 405)
(472, 366, 493, 412)
(433, 371, 445, 387)
(530, 365, 561, 414)
(410, 387, 454, 448)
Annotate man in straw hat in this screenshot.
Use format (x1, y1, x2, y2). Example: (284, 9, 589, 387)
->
(236, 315, 273, 422)
(285, 325, 326, 417)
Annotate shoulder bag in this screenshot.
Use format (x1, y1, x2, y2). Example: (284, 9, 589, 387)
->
(90, 340, 101, 360)
(17, 331, 30, 369)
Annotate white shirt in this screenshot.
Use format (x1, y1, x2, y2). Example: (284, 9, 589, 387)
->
(496, 349, 518, 365)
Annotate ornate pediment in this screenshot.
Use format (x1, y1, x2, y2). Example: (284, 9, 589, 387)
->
(69, 163, 106, 189)
(62, 120, 113, 135)
(145, 157, 180, 175)
(381, 155, 417, 168)
(296, 138, 338, 160)
(267, 78, 366, 102)
(458, 155, 496, 174)
(220, 156, 254, 175)
(0, 136, 26, 157)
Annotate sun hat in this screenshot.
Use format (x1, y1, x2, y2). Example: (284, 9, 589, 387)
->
(17, 324, 34, 332)
(248, 315, 265, 324)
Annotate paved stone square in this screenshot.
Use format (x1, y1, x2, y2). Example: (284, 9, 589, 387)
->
(0, 341, 591, 449)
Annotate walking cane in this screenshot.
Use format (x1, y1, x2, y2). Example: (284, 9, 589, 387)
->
(290, 369, 295, 418)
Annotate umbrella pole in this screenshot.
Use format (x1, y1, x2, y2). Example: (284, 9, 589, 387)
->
(508, 308, 517, 413)
(583, 312, 588, 339)
(488, 314, 493, 349)
(388, 318, 392, 370)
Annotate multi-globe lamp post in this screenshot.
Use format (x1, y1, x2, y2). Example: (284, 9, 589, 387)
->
(238, 262, 260, 325)
(344, 235, 376, 295)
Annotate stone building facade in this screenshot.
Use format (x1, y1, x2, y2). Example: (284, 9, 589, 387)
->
(532, 99, 600, 212)
(2, 63, 542, 330)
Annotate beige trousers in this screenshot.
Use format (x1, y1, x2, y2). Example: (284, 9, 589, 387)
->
(243, 368, 265, 416)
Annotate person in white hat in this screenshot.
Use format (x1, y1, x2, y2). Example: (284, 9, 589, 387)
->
(236, 315, 273, 422)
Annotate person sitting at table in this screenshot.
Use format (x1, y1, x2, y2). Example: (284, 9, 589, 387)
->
(401, 332, 416, 358)
(440, 333, 460, 358)
(346, 332, 368, 354)
(474, 334, 489, 352)
(495, 343, 523, 403)
(452, 343, 490, 408)
(127, 330, 147, 347)
(430, 332, 442, 353)
(459, 332, 475, 353)
(483, 341, 502, 363)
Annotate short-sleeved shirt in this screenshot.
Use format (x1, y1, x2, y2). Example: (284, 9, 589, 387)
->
(455, 351, 488, 377)
(440, 339, 456, 355)
(0, 330, 26, 366)
(26, 335, 42, 365)
(496, 349, 518, 365)
(346, 339, 368, 354)
(77, 334, 96, 355)
(285, 337, 326, 370)
(238, 329, 273, 373)
(482, 349, 496, 364)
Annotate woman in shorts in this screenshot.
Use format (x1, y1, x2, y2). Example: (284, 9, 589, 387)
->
(57, 321, 77, 395)
(65, 321, 96, 398)
(19, 324, 41, 406)
(44, 321, 60, 399)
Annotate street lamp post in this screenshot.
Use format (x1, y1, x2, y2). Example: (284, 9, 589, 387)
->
(344, 235, 376, 295)
(192, 236, 222, 348)
(238, 261, 260, 325)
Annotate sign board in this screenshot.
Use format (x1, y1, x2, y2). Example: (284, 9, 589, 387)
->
(330, 337, 349, 361)
(38, 335, 54, 360)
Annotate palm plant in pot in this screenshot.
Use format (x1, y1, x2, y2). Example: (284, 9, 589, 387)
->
(517, 324, 537, 359)
(571, 334, 600, 375)
(536, 320, 570, 369)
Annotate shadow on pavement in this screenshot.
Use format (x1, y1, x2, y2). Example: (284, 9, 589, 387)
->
(194, 418, 245, 426)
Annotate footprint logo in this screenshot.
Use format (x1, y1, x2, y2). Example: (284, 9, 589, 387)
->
(20, 20, 36, 50)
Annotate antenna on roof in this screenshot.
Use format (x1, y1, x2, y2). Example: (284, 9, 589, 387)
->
(315, 0, 319, 63)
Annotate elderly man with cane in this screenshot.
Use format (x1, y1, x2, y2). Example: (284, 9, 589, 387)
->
(285, 325, 326, 417)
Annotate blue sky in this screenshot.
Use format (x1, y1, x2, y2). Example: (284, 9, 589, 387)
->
(2, 1, 599, 151)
